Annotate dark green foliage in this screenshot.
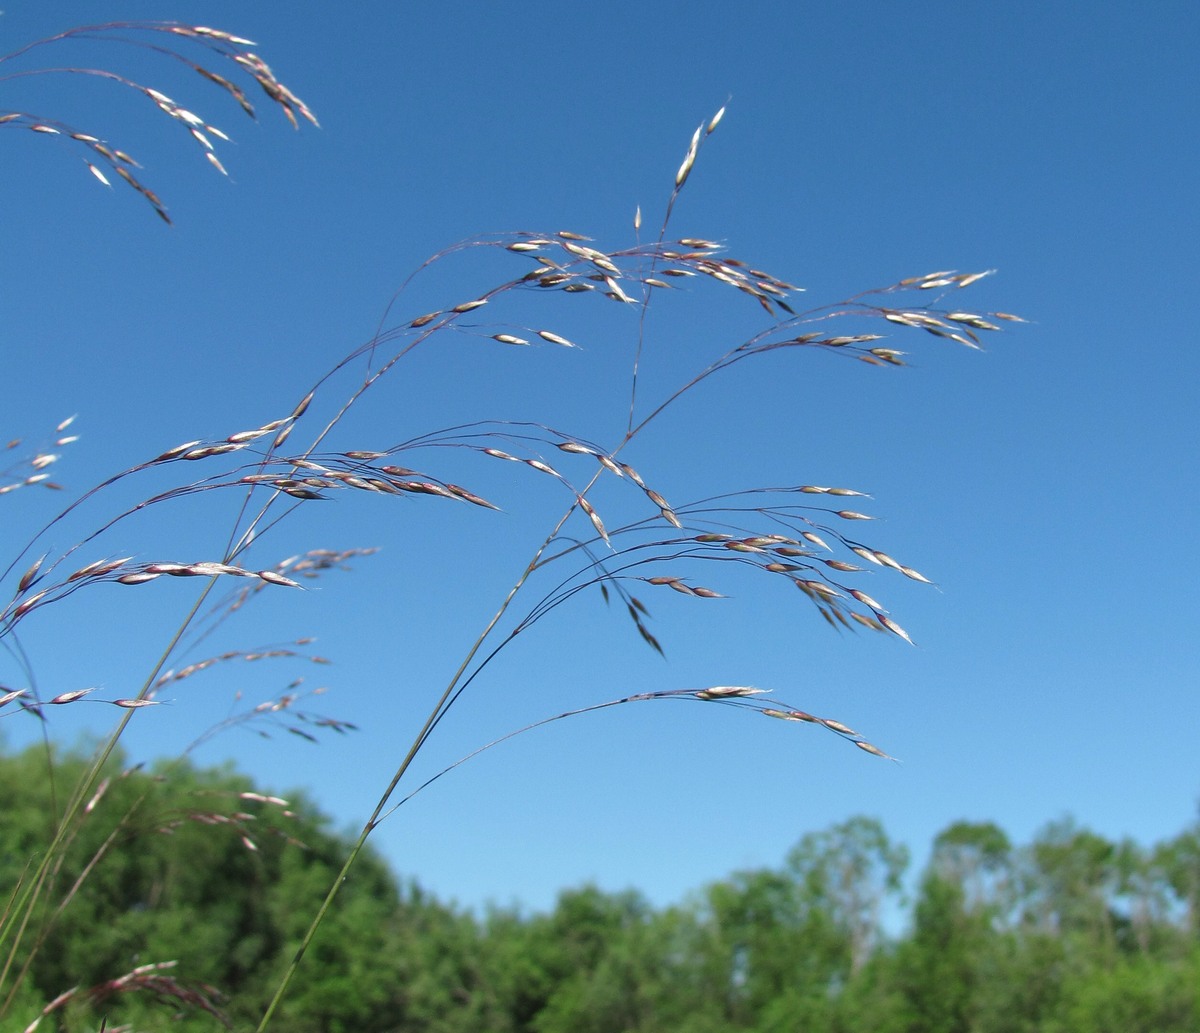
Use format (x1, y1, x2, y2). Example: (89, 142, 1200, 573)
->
(0, 743, 405, 1032)
(4, 741, 1198, 1032)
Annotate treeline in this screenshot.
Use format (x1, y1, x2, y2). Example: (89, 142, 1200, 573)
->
(1, 744, 1197, 1032)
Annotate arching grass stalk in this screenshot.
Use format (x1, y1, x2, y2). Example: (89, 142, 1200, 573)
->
(254, 476, 591, 1032)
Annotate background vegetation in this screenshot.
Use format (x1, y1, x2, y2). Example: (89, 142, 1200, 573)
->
(3, 744, 1196, 1032)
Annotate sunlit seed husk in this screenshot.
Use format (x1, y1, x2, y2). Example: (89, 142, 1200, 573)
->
(493, 334, 529, 346)
(800, 532, 831, 550)
(706, 105, 726, 134)
(824, 560, 863, 572)
(579, 497, 610, 546)
(603, 277, 632, 302)
(597, 454, 623, 477)
(452, 299, 488, 313)
(507, 242, 542, 252)
(821, 718, 857, 735)
(410, 311, 440, 328)
(18, 555, 45, 593)
(50, 689, 95, 705)
(116, 572, 161, 585)
(620, 463, 647, 488)
(227, 428, 266, 443)
(695, 685, 766, 700)
(835, 510, 873, 521)
(800, 580, 842, 598)
(11, 589, 49, 618)
(850, 612, 883, 630)
(957, 270, 993, 288)
(675, 125, 702, 187)
(154, 440, 202, 462)
(259, 570, 301, 587)
(855, 740, 894, 760)
(873, 552, 902, 571)
(69, 557, 127, 582)
(878, 614, 914, 644)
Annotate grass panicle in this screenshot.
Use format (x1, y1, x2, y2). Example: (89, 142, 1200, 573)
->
(0, 26, 1021, 1032)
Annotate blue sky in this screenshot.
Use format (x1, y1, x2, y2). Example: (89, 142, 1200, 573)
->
(2, 1, 1198, 916)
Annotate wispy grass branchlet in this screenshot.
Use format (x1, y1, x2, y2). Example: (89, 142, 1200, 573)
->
(0, 22, 1022, 1032)
(0, 21, 315, 222)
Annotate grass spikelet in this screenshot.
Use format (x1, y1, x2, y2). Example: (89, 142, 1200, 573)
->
(578, 496, 610, 547)
(878, 614, 914, 645)
(854, 740, 896, 760)
(694, 685, 767, 700)
(675, 124, 702, 188)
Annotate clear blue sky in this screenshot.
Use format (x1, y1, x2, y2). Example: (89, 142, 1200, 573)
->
(2, 1, 1197, 915)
